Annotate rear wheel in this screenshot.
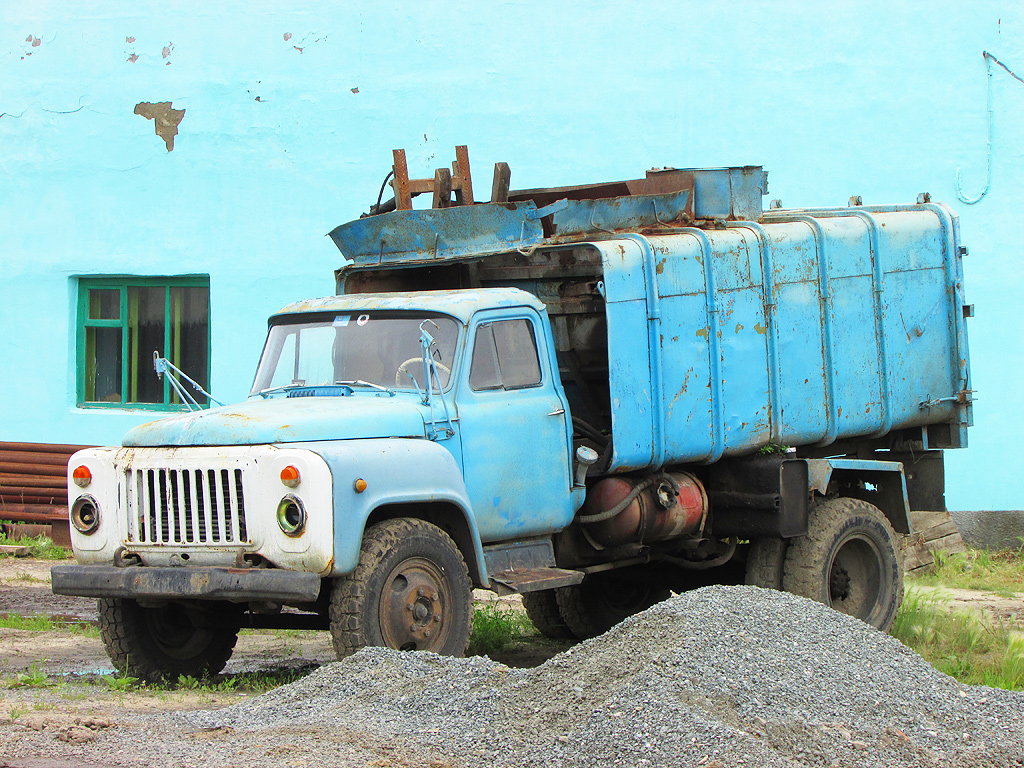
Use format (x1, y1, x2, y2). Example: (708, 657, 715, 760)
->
(521, 590, 577, 639)
(782, 497, 903, 632)
(555, 569, 670, 639)
(98, 598, 240, 682)
(329, 518, 472, 658)
(745, 537, 789, 590)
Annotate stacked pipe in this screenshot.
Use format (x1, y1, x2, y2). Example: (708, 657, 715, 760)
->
(0, 442, 93, 522)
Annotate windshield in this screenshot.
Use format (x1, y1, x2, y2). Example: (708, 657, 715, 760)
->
(251, 311, 460, 395)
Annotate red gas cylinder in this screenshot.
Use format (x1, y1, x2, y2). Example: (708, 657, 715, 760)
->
(581, 472, 707, 547)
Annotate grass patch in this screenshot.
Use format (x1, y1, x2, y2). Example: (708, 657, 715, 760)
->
(907, 548, 1024, 593)
(467, 603, 536, 657)
(0, 613, 99, 637)
(893, 589, 1024, 691)
(0, 532, 70, 560)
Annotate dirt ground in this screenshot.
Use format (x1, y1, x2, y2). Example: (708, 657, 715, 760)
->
(0, 557, 551, 678)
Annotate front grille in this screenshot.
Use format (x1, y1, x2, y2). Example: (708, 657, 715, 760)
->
(124, 467, 249, 545)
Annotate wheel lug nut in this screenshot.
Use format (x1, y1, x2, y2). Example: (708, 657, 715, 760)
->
(417, 587, 426, 597)
(423, 629, 431, 638)
(406, 603, 413, 611)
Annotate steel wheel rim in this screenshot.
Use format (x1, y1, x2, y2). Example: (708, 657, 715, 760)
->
(379, 556, 452, 652)
(827, 533, 884, 621)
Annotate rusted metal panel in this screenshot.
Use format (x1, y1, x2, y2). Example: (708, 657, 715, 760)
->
(329, 204, 545, 268)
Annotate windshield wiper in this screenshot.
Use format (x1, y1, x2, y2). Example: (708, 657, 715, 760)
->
(335, 380, 396, 397)
(254, 384, 307, 399)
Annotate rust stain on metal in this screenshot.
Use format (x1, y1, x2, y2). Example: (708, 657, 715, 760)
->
(695, 327, 709, 340)
(134, 102, 185, 151)
(754, 323, 767, 335)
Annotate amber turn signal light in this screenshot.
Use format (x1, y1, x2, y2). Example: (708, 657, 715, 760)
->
(280, 465, 300, 488)
(353, 478, 367, 493)
(72, 465, 92, 488)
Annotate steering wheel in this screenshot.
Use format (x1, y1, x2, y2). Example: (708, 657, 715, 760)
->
(396, 357, 451, 387)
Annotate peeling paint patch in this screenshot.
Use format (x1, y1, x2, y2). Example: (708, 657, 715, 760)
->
(351, 87, 359, 94)
(126, 36, 136, 43)
(161, 42, 174, 65)
(283, 32, 292, 41)
(134, 102, 185, 151)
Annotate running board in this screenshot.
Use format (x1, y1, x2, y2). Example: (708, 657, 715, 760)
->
(488, 567, 584, 596)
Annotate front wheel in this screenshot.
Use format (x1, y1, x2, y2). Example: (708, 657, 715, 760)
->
(329, 518, 472, 658)
(98, 598, 240, 682)
(782, 497, 903, 632)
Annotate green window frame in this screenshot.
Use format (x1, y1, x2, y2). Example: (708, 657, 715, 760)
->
(76, 276, 211, 411)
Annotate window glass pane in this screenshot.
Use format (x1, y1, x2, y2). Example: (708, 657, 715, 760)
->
(88, 289, 120, 320)
(493, 319, 541, 389)
(85, 327, 122, 402)
(469, 326, 502, 391)
(169, 286, 210, 405)
(127, 286, 166, 404)
(252, 313, 459, 394)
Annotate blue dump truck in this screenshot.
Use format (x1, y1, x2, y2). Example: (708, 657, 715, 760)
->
(53, 150, 973, 680)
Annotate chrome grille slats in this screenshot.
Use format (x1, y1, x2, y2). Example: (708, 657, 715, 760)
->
(123, 464, 249, 545)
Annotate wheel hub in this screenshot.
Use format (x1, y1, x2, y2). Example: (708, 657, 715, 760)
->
(828, 535, 883, 621)
(379, 557, 449, 651)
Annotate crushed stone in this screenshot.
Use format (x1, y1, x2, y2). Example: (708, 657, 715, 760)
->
(165, 585, 1024, 768)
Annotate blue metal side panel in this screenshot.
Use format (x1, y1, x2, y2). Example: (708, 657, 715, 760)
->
(598, 203, 965, 471)
(765, 222, 829, 445)
(599, 240, 656, 470)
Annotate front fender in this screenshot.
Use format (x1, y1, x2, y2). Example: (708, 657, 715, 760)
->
(296, 439, 488, 583)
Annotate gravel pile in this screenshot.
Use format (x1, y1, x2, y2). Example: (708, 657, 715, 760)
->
(176, 585, 1024, 767)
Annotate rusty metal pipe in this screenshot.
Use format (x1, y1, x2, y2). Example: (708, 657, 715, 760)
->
(0, 463, 67, 476)
(0, 476, 67, 489)
(0, 442, 93, 454)
(0, 451, 71, 466)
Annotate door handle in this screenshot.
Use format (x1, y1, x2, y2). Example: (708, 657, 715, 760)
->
(548, 408, 565, 416)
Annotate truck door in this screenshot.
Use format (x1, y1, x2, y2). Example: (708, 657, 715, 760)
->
(456, 312, 574, 541)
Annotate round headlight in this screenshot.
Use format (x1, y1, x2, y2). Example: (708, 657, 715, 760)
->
(71, 495, 100, 535)
(276, 495, 306, 537)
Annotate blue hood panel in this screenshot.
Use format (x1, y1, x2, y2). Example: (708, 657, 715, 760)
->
(123, 397, 426, 447)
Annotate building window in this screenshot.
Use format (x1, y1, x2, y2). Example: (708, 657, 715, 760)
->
(77, 277, 210, 409)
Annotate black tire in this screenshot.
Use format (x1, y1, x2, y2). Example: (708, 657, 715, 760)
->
(521, 590, 578, 639)
(745, 538, 789, 590)
(782, 497, 903, 632)
(329, 518, 472, 658)
(555, 570, 670, 640)
(98, 598, 240, 683)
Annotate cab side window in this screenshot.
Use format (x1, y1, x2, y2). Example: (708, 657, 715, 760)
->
(469, 319, 542, 391)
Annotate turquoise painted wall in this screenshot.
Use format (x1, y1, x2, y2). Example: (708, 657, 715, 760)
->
(1, 2, 1021, 509)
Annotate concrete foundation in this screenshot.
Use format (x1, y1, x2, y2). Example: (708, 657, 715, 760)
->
(949, 510, 1024, 551)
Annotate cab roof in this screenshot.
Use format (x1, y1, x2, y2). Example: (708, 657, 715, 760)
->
(271, 287, 546, 325)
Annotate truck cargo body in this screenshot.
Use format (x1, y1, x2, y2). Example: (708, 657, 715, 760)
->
(336, 204, 972, 471)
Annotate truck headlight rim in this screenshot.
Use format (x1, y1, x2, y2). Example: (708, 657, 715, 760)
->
(276, 495, 307, 537)
(70, 495, 101, 535)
